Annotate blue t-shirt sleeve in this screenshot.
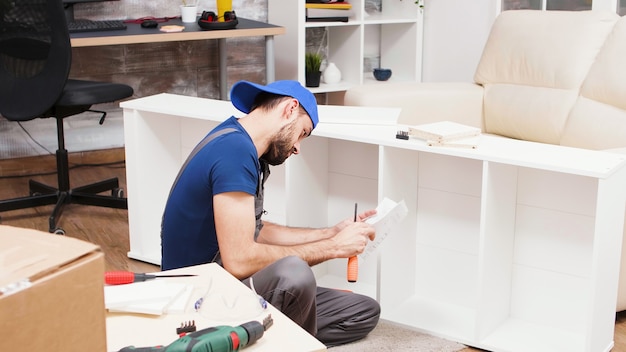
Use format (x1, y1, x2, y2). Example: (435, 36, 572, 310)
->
(210, 134, 258, 196)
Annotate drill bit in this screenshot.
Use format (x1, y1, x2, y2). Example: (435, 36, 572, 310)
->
(262, 314, 273, 331)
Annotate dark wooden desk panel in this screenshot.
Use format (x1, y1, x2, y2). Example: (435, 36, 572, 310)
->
(70, 18, 284, 47)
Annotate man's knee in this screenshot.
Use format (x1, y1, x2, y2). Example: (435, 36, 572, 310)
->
(362, 295, 381, 319)
(252, 256, 317, 332)
(271, 256, 316, 293)
(359, 295, 381, 332)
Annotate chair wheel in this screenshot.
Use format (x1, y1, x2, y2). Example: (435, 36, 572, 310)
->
(112, 187, 124, 198)
(53, 228, 65, 235)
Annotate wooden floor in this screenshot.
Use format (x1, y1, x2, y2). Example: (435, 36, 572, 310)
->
(0, 148, 158, 274)
(1, 150, 626, 352)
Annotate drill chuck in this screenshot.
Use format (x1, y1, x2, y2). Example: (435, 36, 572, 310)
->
(240, 321, 265, 346)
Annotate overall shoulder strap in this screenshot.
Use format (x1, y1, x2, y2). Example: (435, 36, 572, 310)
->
(167, 127, 237, 199)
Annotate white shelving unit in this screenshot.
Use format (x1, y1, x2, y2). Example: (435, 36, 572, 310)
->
(298, 123, 626, 352)
(122, 94, 626, 352)
(268, 0, 423, 100)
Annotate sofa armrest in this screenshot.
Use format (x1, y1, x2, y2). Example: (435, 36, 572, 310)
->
(343, 82, 485, 128)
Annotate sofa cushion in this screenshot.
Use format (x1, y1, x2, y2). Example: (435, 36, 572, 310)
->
(482, 83, 578, 144)
(475, 10, 618, 144)
(561, 16, 626, 150)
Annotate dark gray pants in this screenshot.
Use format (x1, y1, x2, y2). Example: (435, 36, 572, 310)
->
(242, 256, 381, 347)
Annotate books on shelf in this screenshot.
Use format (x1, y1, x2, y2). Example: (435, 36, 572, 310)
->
(408, 121, 482, 149)
(305, 0, 352, 22)
(306, 8, 355, 18)
(306, 11, 352, 22)
(305, 1, 352, 10)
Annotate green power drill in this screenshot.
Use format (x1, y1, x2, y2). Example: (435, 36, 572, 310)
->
(118, 315, 273, 352)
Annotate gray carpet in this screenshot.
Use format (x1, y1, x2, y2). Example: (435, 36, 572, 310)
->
(329, 320, 466, 352)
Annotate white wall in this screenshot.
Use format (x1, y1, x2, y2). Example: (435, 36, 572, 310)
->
(421, 0, 499, 82)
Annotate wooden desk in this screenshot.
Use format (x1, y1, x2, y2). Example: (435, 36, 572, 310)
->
(106, 263, 326, 352)
(71, 18, 284, 99)
(121, 93, 626, 352)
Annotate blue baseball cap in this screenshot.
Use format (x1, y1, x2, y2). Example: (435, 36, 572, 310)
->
(230, 80, 319, 129)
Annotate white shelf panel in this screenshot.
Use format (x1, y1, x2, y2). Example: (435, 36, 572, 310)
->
(307, 81, 355, 94)
(361, 75, 418, 83)
(311, 124, 626, 179)
(304, 20, 360, 28)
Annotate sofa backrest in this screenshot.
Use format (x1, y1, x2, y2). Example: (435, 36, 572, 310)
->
(474, 10, 619, 145)
(560, 15, 626, 150)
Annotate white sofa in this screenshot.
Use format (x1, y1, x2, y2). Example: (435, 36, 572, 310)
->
(344, 10, 626, 310)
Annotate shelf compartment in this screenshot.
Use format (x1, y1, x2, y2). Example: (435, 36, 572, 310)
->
(324, 25, 362, 88)
(381, 295, 477, 344)
(288, 137, 380, 298)
(379, 150, 482, 338)
(380, 22, 421, 81)
(364, 0, 420, 23)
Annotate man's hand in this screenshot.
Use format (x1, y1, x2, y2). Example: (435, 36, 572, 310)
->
(333, 208, 377, 233)
(330, 221, 376, 258)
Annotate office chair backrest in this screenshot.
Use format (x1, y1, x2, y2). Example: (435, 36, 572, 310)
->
(0, 0, 72, 121)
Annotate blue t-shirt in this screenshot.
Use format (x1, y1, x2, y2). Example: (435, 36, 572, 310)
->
(160, 116, 260, 270)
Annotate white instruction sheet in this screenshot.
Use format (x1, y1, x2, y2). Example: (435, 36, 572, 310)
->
(360, 197, 408, 261)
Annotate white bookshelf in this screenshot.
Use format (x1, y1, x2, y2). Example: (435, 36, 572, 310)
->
(122, 94, 626, 352)
(268, 0, 423, 100)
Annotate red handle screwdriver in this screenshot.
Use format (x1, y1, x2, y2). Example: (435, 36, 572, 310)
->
(104, 271, 197, 285)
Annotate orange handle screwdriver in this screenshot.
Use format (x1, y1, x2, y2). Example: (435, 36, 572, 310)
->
(104, 271, 197, 285)
(347, 256, 358, 283)
(348, 202, 358, 283)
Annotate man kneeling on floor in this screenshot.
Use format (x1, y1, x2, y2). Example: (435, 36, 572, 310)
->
(160, 79, 381, 346)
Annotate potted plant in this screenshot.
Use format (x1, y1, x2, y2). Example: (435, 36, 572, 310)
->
(305, 52, 323, 87)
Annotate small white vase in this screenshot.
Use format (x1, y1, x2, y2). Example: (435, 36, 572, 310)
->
(322, 62, 341, 84)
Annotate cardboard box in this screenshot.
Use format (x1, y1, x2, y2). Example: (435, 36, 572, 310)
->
(0, 225, 106, 352)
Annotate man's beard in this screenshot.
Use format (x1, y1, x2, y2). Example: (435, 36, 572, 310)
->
(261, 121, 297, 166)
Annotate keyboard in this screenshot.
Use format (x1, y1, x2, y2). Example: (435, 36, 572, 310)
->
(67, 19, 127, 33)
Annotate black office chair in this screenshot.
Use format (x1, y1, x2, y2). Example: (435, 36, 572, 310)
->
(0, 0, 134, 234)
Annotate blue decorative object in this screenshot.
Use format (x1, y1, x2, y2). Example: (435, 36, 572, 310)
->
(373, 68, 392, 81)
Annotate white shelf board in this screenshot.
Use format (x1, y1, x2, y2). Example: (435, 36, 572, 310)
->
(307, 81, 355, 94)
(311, 124, 626, 179)
(120, 93, 242, 121)
(305, 20, 361, 28)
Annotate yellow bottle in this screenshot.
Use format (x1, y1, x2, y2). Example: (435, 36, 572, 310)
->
(216, 0, 232, 22)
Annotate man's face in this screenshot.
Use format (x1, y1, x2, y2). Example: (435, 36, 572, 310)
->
(261, 111, 312, 166)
